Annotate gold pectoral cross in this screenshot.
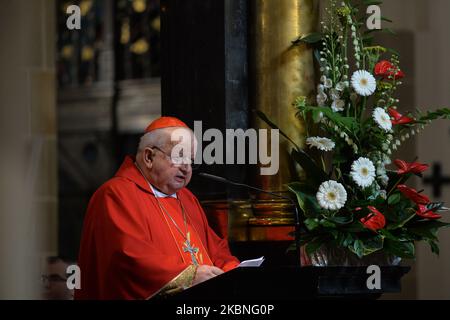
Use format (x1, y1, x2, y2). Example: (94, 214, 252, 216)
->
(183, 232, 199, 266)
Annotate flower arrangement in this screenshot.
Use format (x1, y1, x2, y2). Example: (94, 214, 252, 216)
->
(258, 0, 450, 262)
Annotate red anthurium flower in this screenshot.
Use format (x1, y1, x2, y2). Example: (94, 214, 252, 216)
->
(416, 204, 442, 220)
(375, 60, 393, 75)
(360, 206, 386, 231)
(397, 185, 430, 205)
(394, 159, 429, 175)
(375, 60, 405, 80)
(388, 108, 414, 125)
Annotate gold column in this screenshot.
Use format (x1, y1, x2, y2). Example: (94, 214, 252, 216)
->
(248, 0, 318, 237)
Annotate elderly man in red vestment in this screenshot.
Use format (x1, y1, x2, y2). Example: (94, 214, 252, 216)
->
(75, 117, 239, 300)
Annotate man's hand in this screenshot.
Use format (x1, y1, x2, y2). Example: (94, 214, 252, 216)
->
(191, 265, 224, 286)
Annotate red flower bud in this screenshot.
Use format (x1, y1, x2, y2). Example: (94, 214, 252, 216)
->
(416, 204, 442, 220)
(397, 185, 430, 205)
(394, 159, 429, 175)
(360, 206, 386, 231)
(375, 60, 405, 80)
(388, 108, 414, 125)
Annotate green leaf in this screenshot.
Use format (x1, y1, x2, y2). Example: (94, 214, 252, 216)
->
(343, 233, 354, 247)
(349, 236, 384, 258)
(314, 49, 323, 66)
(304, 218, 320, 231)
(382, 28, 397, 35)
(388, 193, 401, 205)
(379, 229, 397, 241)
(292, 33, 323, 45)
(387, 211, 416, 230)
(409, 227, 439, 241)
(417, 108, 450, 122)
(325, 215, 353, 225)
(384, 239, 415, 259)
(381, 16, 393, 23)
(342, 222, 367, 233)
(287, 182, 322, 217)
(312, 109, 324, 123)
(318, 107, 359, 132)
(320, 219, 336, 228)
(351, 240, 365, 258)
(409, 220, 450, 241)
(290, 149, 328, 188)
(427, 240, 440, 255)
(410, 220, 450, 230)
(303, 106, 360, 135)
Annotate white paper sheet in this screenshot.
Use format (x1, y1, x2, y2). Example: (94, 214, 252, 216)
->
(238, 256, 265, 267)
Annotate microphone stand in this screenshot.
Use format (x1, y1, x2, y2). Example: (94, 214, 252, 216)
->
(198, 172, 302, 267)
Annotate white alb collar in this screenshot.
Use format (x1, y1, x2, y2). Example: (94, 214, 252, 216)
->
(134, 161, 177, 198)
(149, 183, 177, 199)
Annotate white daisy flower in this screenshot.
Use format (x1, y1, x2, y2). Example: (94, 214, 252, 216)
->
(351, 157, 376, 188)
(331, 99, 345, 112)
(372, 107, 392, 132)
(351, 70, 377, 96)
(306, 137, 335, 152)
(316, 180, 347, 211)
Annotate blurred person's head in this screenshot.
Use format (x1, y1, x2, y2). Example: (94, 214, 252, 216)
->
(42, 256, 73, 300)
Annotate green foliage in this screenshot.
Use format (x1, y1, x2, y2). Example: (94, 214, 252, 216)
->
(292, 33, 323, 45)
(257, 0, 450, 262)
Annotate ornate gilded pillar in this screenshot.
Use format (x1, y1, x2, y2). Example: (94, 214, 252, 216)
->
(247, 0, 318, 239)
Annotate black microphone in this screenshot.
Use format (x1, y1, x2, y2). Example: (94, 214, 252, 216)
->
(198, 172, 302, 267)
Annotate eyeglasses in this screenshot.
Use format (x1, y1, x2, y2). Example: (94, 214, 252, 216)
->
(151, 146, 201, 170)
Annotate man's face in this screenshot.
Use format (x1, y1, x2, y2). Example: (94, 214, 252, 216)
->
(147, 128, 197, 195)
(42, 260, 73, 300)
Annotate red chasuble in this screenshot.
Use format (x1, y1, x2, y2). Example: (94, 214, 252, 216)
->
(75, 156, 239, 300)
